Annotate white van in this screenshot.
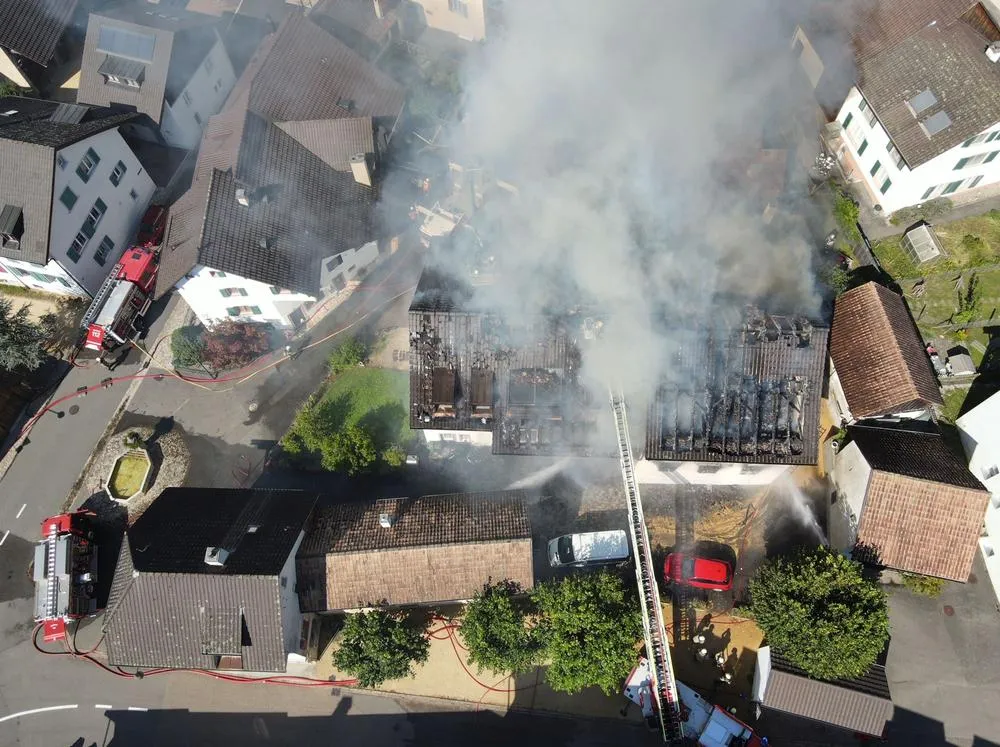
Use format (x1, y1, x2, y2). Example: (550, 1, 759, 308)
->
(548, 530, 630, 568)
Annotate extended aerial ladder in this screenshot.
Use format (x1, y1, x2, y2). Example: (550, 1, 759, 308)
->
(611, 391, 683, 743)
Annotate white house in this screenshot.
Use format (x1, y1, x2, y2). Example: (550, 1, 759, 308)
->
(795, 0, 1000, 215)
(957, 390, 1000, 603)
(77, 1, 237, 150)
(0, 99, 156, 298)
(153, 12, 406, 328)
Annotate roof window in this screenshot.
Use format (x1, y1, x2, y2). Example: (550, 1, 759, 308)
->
(907, 89, 938, 115)
(921, 111, 952, 137)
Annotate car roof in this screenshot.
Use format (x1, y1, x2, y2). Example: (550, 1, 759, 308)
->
(691, 556, 730, 582)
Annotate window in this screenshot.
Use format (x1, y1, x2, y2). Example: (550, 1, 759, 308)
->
(842, 112, 853, 129)
(30, 272, 55, 283)
(921, 110, 952, 137)
(325, 255, 343, 272)
(880, 178, 892, 194)
(67, 231, 88, 262)
(956, 156, 971, 170)
(182, 90, 192, 106)
(227, 305, 260, 316)
(93, 235, 114, 266)
(75, 148, 100, 182)
(969, 175, 984, 189)
(204, 56, 214, 74)
(989, 131, 1000, 143)
(869, 160, 881, 177)
(270, 286, 281, 295)
(97, 26, 155, 61)
(857, 139, 868, 156)
(110, 160, 127, 186)
(227, 306, 240, 316)
(220, 287, 248, 297)
(56, 154, 67, 170)
(59, 186, 78, 210)
(129, 188, 138, 200)
(249, 306, 261, 315)
(943, 180, 963, 195)
(886, 143, 905, 169)
(984, 464, 1000, 480)
(210, 270, 227, 277)
(697, 464, 723, 474)
(986, 150, 1000, 163)
(86, 198, 107, 230)
(448, 0, 468, 15)
(922, 186, 936, 200)
(860, 100, 876, 126)
(194, 111, 202, 126)
(907, 89, 938, 115)
(57, 277, 71, 288)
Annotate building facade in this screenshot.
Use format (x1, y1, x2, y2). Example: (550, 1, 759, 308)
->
(409, 0, 488, 41)
(957, 391, 1000, 604)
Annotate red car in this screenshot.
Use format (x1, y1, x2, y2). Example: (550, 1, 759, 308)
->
(664, 553, 733, 591)
(137, 205, 168, 246)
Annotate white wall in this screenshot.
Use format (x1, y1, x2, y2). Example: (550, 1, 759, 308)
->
(828, 363, 852, 424)
(419, 428, 493, 446)
(634, 459, 789, 487)
(411, 0, 487, 40)
(834, 86, 1000, 215)
(318, 242, 380, 294)
(791, 26, 824, 90)
(0, 256, 89, 297)
(957, 392, 1000, 492)
(160, 33, 236, 150)
(752, 646, 772, 703)
(176, 265, 314, 329)
(279, 530, 306, 659)
(51, 128, 156, 296)
(830, 440, 872, 556)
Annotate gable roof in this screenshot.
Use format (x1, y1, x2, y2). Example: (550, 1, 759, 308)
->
(309, 0, 399, 58)
(0, 0, 78, 66)
(0, 97, 136, 266)
(153, 11, 404, 298)
(849, 424, 989, 581)
(275, 117, 375, 171)
(760, 647, 893, 737)
(103, 488, 318, 671)
(830, 281, 942, 419)
(77, 1, 221, 123)
(296, 492, 534, 611)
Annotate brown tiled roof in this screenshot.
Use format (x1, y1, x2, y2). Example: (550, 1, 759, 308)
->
(850, 0, 979, 62)
(851, 425, 988, 581)
(310, 0, 399, 46)
(830, 282, 942, 419)
(275, 117, 375, 171)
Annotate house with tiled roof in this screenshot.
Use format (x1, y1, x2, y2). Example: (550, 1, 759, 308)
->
(957, 389, 1000, 603)
(830, 422, 989, 582)
(0, 0, 87, 95)
(829, 281, 942, 424)
(104, 487, 319, 672)
(794, 0, 1000, 214)
(309, 0, 400, 61)
(154, 10, 405, 329)
(295, 492, 534, 612)
(76, 0, 237, 150)
(0, 97, 157, 298)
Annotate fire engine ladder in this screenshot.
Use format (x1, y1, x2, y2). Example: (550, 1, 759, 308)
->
(80, 263, 122, 329)
(44, 523, 60, 620)
(611, 391, 683, 743)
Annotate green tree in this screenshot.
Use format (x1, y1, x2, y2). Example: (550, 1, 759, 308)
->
(832, 191, 861, 243)
(320, 424, 376, 474)
(749, 546, 889, 680)
(953, 273, 981, 325)
(0, 298, 51, 371)
(821, 264, 850, 296)
(381, 444, 406, 468)
(333, 609, 430, 688)
(460, 580, 542, 675)
(327, 337, 367, 375)
(0, 81, 22, 98)
(532, 571, 641, 695)
(171, 325, 205, 367)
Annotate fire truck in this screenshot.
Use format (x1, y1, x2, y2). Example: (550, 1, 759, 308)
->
(79, 245, 158, 366)
(33, 511, 99, 642)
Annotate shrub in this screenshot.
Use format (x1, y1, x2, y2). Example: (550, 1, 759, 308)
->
(821, 265, 850, 296)
(333, 609, 430, 688)
(320, 424, 377, 475)
(171, 325, 205, 367)
(327, 337, 367, 375)
(381, 444, 406, 468)
(832, 191, 861, 243)
(460, 580, 542, 675)
(201, 320, 270, 371)
(953, 273, 981, 325)
(901, 572, 946, 598)
(123, 431, 144, 449)
(0, 298, 51, 371)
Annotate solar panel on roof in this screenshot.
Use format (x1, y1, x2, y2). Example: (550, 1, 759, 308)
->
(48, 103, 88, 124)
(97, 26, 156, 62)
(907, 89, 938, 115)
(922, 110, 952, 137)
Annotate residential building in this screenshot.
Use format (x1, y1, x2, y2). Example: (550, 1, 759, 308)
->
(405, 0, 494, 42)
(830, 423, 989, 582)
(103, 487, 319, 672)
(828, 281, 942, 424)
(296, 492, 533, 612)
(752, 646, 893, 738)
(957, 390, 1000, 602)
(0, 98, 156, 298)
(308, 0, 400, 61)
(77, 0, 237, 150)
(154, 12, 406, 329)
(0, 0, 87, 96)
(796, 0, 1000, 214)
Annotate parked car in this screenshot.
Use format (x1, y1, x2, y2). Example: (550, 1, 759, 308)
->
(548, 530, 630, 568)
(664, 553, 733, 591)
(137, 205, 168, 246)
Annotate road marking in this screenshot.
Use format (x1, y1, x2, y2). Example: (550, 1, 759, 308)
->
(0, 704, 78, 724)
(15, 504, 25, 518)
(0, 531, 8, 547)
(95, 704, 112, 710)
(169, 397, 190, 417)
(127, 706, 148, 712)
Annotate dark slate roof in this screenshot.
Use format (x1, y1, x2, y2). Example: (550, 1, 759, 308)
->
(848, 423, 985, 488)
(0, 97, 136, 265)
(103, 488, 319, 671)
(856, 3, 1000, 167)
(762, 648, 893, 737)
(297, 492, 531, 556)
(77, 1, 220, 123)
(0, 0, 78, 65)
(309, 0, 399, 60)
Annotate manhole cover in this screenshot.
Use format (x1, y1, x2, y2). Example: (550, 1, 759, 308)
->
(69, 405, 80, 415)
(943, 605, 955, 617)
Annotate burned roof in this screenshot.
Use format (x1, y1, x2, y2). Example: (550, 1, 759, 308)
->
(296, 491, 533, 611)
(831, 282, 942, 420)
(645, 307, 829, 465)
(0, 97, 136, 266)
(310, 0, 399, 60)
(761, 647, 893, 737)
(849, 424, 988, 581)
(0, 0, 78, 66)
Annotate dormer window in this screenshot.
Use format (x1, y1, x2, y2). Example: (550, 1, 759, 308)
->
(0, 204, 23, 250)
(98, 54, 146, 90)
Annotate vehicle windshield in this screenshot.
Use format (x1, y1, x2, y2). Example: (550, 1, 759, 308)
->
(682, 557, 696, 579)
(557, 536, 575, 564)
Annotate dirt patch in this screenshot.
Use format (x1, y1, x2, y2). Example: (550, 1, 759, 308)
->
(646, 501, 761, 554)
(368, 327, 409, 371)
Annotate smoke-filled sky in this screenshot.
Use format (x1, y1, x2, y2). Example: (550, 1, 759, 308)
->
(441, 0, 836, 397)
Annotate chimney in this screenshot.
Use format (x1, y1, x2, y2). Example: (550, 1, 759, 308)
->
(350, 153, 372, 187)
(235, 188, 250, 207)
(373, 0, 383, 19)
(988, 41, 1000, 63)
(204, 546, 230, 567)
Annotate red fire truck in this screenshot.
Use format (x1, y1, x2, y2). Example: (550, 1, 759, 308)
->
(33, 511, 99, 642)
(80, 245, 158, 366)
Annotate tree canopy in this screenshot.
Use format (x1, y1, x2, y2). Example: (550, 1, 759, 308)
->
(749, 546, 889, 680)
(320, 424, 376, 474)
(327, 337, 367, 375)
(532, 571, 641, 695)
(333, 609, 430, 688)
(460, 580, 542, 675)
(0, 298, 53, 372)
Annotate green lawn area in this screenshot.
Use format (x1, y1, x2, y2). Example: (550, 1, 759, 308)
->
(940, 387, 971, 424)
(320, 367, 410, 447)
(902, 267, 1000, 330)
(873, 210, 1000, 280)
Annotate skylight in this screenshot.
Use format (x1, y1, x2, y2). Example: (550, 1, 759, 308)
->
(922, 111, 952, 137)
(908, 89, 938, 115)
(97, 26, 156, 62)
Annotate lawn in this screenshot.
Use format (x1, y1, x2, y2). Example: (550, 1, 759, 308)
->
(873, 210, 1000, 279)
(940, 387, 972, 424)
(320, 367, 410, 448)
(109, 452, 150, 498)
(902, 267, 1000, 331)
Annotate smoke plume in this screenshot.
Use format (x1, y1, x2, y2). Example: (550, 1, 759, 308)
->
(432, 0, 833, 399)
